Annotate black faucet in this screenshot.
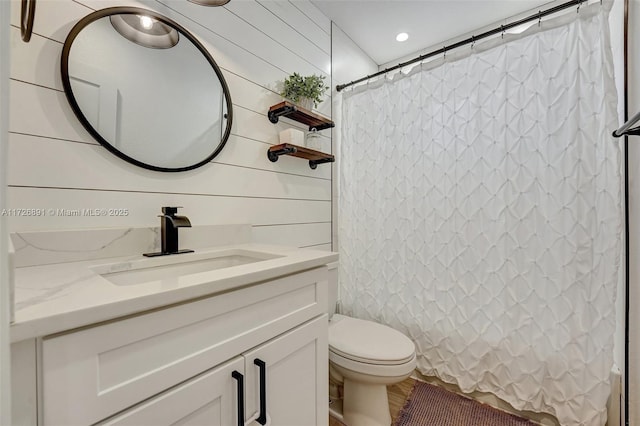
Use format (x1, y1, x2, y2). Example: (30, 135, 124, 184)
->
(143, 207, 194, 257)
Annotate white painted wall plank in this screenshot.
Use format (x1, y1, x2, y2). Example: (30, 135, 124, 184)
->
(224, 0, 330, 75)
(62, 0, 292, 90)
(232, 105, 301, 145)
(231, 105, 329, 147)
(218, 135, 331, 180)
(223, 71, 285, 118)
(9, 27, 62, 91)
(313, 88, 332, 117)
(155, 0, 330, 78)
(10, 80, 330, 155)
(8, 0, 333, 248)
(10, 0, 332, 104)
(257, 0, 330, 55)
(7, 187, 330, 231)
(289, 1, 331, 36)
(9, 80, 93, 143)
(190, 24, 290, 93)
(9, 2, 334, 125)
(8, 134, 331, 200)
(9, 0, 91, 43)
(9, 32, 333, 143)
(252, 222, 330, 247)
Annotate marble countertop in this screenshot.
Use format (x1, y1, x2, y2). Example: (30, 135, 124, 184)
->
(11, 243, 338, 342)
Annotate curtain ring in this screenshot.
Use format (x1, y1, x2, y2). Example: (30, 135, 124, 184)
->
(471, 35, 475, 49)
(501, 25, 505, 39)
(443, 46, 447, 59)
(577, 2, 581, 13)
(538, 11, 542, 27)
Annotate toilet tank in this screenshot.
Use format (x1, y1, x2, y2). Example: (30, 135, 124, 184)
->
(327, 261, 339, 318)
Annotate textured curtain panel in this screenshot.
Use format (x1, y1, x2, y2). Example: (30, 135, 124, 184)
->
(338, 3, 621, 425)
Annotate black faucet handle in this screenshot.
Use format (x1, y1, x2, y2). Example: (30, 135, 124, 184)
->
(161, 206, 184, 216)
(144, 207, 193, 257)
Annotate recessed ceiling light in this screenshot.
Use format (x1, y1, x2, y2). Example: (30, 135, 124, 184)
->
(396, 32, 409, 42)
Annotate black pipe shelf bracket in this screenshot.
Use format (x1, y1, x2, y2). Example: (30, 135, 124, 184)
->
(267, 144, 297, 162)
(268, 103, 296, 124)
(267, 101, 335, 131)
(267, 143, 335, 169)
(266, 101, 335, 169)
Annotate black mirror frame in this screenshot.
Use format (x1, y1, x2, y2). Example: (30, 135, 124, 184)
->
(61, 7, 233, 172)
(21, 0, 36, 42)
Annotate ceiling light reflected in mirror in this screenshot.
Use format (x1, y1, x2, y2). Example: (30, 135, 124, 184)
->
(396, 32, 409, 42)
(187, 0, 231, 6)
(139, 15, 153, 30)
(110, 14, 179, 49)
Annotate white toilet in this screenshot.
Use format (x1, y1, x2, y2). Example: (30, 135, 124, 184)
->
(327, 264, 416, 426)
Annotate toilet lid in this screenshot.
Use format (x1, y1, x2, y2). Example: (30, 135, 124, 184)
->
(329, 315, 415, 365)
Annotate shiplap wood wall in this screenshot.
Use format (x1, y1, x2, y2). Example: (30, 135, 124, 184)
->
(8, 0, 332, 251)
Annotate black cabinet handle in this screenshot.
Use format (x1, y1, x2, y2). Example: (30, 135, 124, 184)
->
(232, 371, 245, 426)
(254, 359, 267, 425)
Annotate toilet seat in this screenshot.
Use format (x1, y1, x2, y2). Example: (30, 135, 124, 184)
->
(329, 314, 415, 365)
(330, 347, 414, 365)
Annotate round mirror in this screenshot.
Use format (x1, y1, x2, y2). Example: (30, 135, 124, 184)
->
(61, 7, 233, 172)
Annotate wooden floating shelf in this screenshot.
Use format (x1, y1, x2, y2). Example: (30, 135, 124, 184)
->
(267, 143, 335, 170)
(267, 101, 335, 131)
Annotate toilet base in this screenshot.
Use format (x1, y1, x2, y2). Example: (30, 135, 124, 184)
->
(343, 378, 391, 426)
(328, 398, 344, 424)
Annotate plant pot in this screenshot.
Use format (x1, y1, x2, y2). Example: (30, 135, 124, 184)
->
(297, 97, 314, 111)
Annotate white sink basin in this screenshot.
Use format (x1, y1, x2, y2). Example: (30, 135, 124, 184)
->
(93, 249, 282, 286)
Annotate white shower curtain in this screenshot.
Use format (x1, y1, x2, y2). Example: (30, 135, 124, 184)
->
(338, 3, 621, 425)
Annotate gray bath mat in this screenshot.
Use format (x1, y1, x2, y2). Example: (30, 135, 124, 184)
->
(393, 381, 536, 426)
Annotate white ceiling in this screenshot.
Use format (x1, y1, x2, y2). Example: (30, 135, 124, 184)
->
(311, 0, 554, 66)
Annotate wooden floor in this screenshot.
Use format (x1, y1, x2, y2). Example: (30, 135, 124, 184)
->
(328, 377, 416, 426)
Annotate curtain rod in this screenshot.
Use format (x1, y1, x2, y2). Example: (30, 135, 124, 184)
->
(336, 0, 588, 92)
(613, 109, 640, 137)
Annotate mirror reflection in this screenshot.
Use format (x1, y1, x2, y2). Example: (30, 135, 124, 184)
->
(62, 8, 232, 171)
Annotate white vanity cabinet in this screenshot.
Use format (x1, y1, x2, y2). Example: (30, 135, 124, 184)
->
(99, 316, 328, 426)
(13, 266, 329, 426)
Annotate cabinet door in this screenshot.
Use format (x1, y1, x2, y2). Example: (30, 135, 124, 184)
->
(244, 315, 328, 426)
(98, 357, 245, 426)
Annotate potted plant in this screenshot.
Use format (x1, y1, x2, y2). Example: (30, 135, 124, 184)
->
(280, 73, 329, 110)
